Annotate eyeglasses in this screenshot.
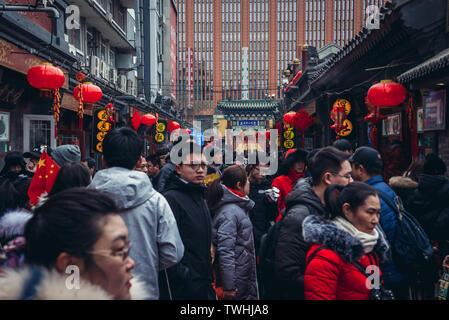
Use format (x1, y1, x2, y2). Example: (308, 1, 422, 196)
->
(183, 163, 207, 170)
(331, 173, 353, 181)
(87, 241, 131, 263)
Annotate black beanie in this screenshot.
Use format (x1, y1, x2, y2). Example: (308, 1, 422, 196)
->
(423, 153, 447, 175)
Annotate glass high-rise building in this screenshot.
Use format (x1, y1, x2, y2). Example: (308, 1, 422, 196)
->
(175, 0, 391, 122)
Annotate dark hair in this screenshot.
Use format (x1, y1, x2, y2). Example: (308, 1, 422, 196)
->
(102, 127, 144, 169)
(423, 153, 447, 175)
(178, 141, 203, 163)
(81, 157, 96, 170)
(353, 162, 383, 176)
(309, 146, 350, 186)
(324, 182, 378, 219)
(155, 147, 169, 157)
(306, 148, 321, 169)
(206, 165, 247, 209)
(0, 176, 32, 218)
(278, 148, 308, 176)
(146, 154, 161, 168)
(332, 139, 352, 153)
(49, 162, 91, 197)
(24, 188, 121, 268)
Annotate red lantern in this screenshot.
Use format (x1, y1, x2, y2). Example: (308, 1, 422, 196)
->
(367, 80, 407, 107)
(131, 109, 141, 131)
(141, 114, 157, 126)
(293, 110, 314, 131)
(73, 83, 102, 104)
(27, 63, 65, 90)
(283, 112, 296, 125)
(168, 120, 181, 133)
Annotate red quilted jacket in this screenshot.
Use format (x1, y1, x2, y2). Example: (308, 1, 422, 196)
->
(272, 169, 304, 222)
(305, 245, 382, 300)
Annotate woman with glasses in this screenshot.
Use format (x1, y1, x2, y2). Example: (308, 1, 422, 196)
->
(0, 188, 148, 300)
(302, 182, 391, 300)
(207, 165, 258, 300)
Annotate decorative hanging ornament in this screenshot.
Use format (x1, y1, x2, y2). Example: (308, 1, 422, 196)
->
(367, 79, 407, 107)
(141, 114, 157, 127)
(105, 103, 115, 123)
(283, 111, 296, 125)
(293, 109, 314, 131)
(330, 104, 348, 134)
(131, 109, 141, 131)
(73, 82, 103, 130)
(168, 120, 181, 133)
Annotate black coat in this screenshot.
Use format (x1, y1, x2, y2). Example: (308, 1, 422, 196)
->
(408, 174, 449, 249)
(248, 179, 278, 256)
(274, 177, 327, 300)
(156, 159, 176, 193)
(160, 173, 215, 300)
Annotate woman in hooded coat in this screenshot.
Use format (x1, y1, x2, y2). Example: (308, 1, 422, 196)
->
(207, 165, 258, 300)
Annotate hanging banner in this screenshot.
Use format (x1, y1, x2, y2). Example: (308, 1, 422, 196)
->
(154, 120, 168, 144)
(93, 109, 112, 153)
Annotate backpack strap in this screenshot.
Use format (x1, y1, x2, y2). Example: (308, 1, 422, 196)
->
(375, 189, 402, 219)
(306, 246, 329, 265)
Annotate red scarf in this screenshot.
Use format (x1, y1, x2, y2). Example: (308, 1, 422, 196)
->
(225, 186, 245, 198)
(288, 168, 304, 185)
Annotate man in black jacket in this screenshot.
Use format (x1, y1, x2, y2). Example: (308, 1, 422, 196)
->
(160, 141, 216, 300)
(273, 146, 352, 299)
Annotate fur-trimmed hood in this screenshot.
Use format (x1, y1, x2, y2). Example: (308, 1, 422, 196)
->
(0, 209, 33, 244)
(389, 176, 418, 189)
(0, 266, 150, 300)
(302, 215, 391, 264)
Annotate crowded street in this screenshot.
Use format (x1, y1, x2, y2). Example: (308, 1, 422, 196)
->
(0, 0, 449, 308)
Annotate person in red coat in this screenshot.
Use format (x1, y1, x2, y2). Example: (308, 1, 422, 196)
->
(272, 148, 308, 222)
(303, 182, 391, 300)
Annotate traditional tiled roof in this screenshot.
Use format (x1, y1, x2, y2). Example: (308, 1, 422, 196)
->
(397, 47, 449, 83)
(217, 99, 280, 112)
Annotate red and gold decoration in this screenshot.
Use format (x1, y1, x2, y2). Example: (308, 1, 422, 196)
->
(283, 111, 296, 126)
(330, 99, 352, 137)
(27, 149, 60, 205)
(73, 78, 103, 130)
(284, 71, 303, 92)
(364, 96, 386, 150)
(27, 63, 66, 138)
(367, 80, 407, 107)
(94, 108, 112, 153)
(168, 120, 181, 133)
(105, 102, 115, 123)
(141, 113, 157, 127)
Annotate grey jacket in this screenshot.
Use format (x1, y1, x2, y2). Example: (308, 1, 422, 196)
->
(89, 167, 184, 299)
(211, 185, 259, 300)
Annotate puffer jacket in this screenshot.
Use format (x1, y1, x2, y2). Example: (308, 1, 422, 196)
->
(161, 173, 216, 300)
(156, 158, 176, 193)
(88, 167, 184, 300)
(273, 177, 327, 299)
(389, 176, 418, 211)
(0, 266, 149, 300)
(271, 169, 305, 221)
(303, 215, 390, 300)
(408, 174, 449, 258)
(211, 185, 258, 300)
(365, 175, 406, 285)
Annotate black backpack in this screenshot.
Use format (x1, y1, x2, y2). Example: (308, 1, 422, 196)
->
(376, 190, 435, 277)
(258, 209, 287, 299)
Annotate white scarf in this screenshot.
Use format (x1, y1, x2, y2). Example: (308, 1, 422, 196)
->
(332, 216, 379, 254)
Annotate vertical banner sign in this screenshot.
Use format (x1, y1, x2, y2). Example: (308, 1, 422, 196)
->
(154, 120, 167, 145)
(186, 48, 194, 109)
(242, 47, 249, 100)
(93, 109, 112, 153)
(283, 124, 295, 150)
(170, 3, 177, 100)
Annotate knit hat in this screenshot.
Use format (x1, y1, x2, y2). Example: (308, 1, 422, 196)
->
(0, 151, 26, 176)
(423, 153, 446, 175)
(50, 145, 81, 167)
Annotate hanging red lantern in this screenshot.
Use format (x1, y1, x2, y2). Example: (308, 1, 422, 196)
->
(73, 83, 102, 104)
(283, 111, 296, 125)
(27, 63, 65, 90)
(367, 80, 407, 107)
(293, 109, 314, 131)
(168, 120, 181, 133)
(141, 114, 157, 126)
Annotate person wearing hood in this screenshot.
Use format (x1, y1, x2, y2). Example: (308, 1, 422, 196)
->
(273, 146, 352, 299)
(23, 148, 42, 178)
(389, 159, 424, 211)
(207, 165, 258, 300)
(156, 139, 189, 193)
(303, 182, 391, 300)
(88, 127, 184, 300)
(408, 154, 449, 262)
(0, 188, 149, 300)
(271, 148, 308, 222)
(0, 151, 26, 183)
(48, 145, 81, 168)
(160, 142, 216, 300)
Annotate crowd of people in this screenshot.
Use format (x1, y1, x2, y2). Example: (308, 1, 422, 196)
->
(0, 128, 448, 300)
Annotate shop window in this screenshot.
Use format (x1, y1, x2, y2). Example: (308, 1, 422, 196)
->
(23, 115, 56, 152)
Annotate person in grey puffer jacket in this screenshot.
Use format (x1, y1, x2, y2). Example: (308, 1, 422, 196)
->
(207, 165, 258, 300)
(89, 128, 184, 300)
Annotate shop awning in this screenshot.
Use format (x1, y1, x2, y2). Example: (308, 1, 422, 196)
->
(398, 48, 449, 84)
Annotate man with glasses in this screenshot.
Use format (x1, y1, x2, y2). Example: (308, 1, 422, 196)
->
(350, 146, 409, 299)
(272, 146, 352, 300)
(160, 141, 216, 300)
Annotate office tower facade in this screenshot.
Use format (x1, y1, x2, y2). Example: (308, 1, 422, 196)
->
(176, 0, 391, 123)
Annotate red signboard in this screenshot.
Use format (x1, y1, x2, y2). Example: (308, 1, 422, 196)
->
(170, 3, 177, 100)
